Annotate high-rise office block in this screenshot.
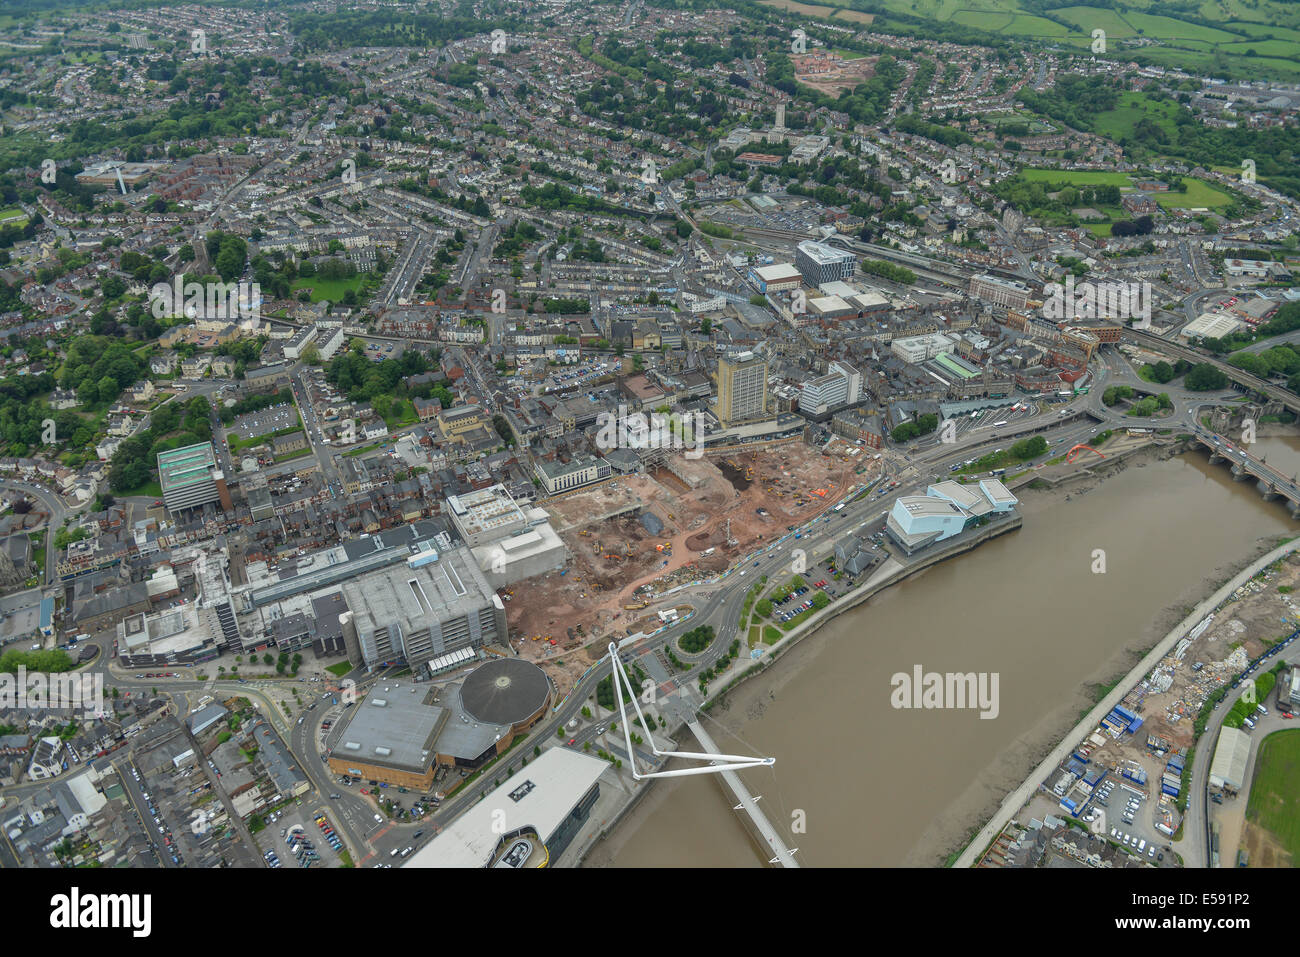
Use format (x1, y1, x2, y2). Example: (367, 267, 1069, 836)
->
(714, 350, 769, 426)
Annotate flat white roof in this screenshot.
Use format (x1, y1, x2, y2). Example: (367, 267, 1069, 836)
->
(754, 263, 801, 281)
(404, 748, 608, 868)
(1183, 312, 1243, 339)
(809, 295, 851, 313)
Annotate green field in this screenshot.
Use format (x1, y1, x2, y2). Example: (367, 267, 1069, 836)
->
(856, 0, 1300, 81)
(291, 275, 366, 304)
(119, 478, 163, 499)
(1017, 167, 1232, 211)
(1018, 169, 1132, 187)
(1153, 178, 1233, 211)
(1091, 92, 1181, 144)
(0, 206, 27, 227)
(1245, 729, 1300, 863)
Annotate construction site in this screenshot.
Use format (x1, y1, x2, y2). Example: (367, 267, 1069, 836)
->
(503, 442, 873, 672)
(1012, 549, 1300, 862)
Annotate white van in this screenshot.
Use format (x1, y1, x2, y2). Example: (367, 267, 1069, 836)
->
(1243, 717, 1256, 729)
(1137, 839, 1146, 853)
(1256, 705, 1268, 716)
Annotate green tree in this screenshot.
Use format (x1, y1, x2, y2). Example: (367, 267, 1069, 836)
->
(1186, 364, 1227, 391)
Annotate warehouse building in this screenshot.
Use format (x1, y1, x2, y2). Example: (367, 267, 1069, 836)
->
(748, 263, 803, 294)
(1181, 312, 1244, 341)
(403, 747, 608, 868)
(1208, 726, 1251, 792)
(327, 680, 450, 790)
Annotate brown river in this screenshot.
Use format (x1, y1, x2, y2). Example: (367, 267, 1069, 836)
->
(585, 436, 1300, 867)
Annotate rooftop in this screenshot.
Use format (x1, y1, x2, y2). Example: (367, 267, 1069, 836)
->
(335, 681, 447, 772)
(157, 442, 219, 492)
(403, 748, 608, 868)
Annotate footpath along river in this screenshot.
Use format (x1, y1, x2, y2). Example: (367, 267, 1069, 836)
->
(585, 436, 1300, 867)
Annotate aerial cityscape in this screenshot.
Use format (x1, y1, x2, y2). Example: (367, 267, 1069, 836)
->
(1, 0, 1299, 892)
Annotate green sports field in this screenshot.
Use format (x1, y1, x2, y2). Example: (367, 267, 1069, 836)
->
(1017, 168, 1232, 210)
(1246, 729, 1300, 863)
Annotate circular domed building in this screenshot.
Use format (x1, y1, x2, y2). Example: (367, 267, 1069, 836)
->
(460, 658, 552, 735)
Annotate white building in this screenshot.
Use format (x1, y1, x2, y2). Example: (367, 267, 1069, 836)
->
(891, 332, 956, 364)
(885, 479, 1017, 554)
(799, 360, 862, 417)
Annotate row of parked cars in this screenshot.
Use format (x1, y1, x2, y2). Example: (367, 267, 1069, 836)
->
(285, 827, 321, 868)
(130, 765, 184, 865)
(315, 814, 343, 852)
(1109, 828, 1160, 859)
(774, 586, 810, 606)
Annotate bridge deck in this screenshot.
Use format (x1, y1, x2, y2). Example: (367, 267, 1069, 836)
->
(686, 720, 799, 867)
(1192, 429, 1300, 505)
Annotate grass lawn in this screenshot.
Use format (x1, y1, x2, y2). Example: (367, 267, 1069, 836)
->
(0, 206, 28, 227)
(1154, 178, 1233, 210)
(291, 275, 366, 304)
(1245, 729, 1300, 861)
(325, 661, 354, 677)
(381, 399, 418, 431)
(119, 478, 163, 499)
(762, 625, 781, 644)
(1018, 168, 1132, 188)
(1091, 92, 1181, 143)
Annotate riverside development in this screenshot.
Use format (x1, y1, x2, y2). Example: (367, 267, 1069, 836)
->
(3, 0, 1300, 904)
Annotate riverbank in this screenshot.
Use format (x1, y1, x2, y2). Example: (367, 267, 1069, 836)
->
(953, 534, 1300, 868)
(584, 434, 1300, 867)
